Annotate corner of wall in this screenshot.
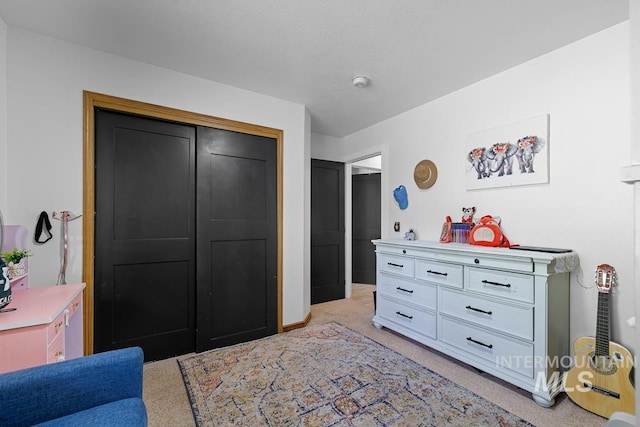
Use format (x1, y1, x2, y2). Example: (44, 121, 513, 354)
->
(627, 1, 640, 422)
(303, 108, 312, 316)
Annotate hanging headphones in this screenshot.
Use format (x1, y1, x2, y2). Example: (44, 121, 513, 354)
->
(35, 211, 53, 244)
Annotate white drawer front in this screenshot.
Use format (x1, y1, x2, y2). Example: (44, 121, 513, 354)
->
(439, 288, 533, 340)
(379, 254, 415, 278)
(470, 255, 533, 273)
(415, 260, 463, 288)
(466, 267, 534, 303)
(379, 274, 437, 311)
(440, 252, 533, 273)
(376, 244, 420, 257)
(440, 316, 534, 378)
(377, 296, 436, 339)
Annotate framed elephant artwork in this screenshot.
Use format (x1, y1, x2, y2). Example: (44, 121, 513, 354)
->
(465, 114, 549, 190)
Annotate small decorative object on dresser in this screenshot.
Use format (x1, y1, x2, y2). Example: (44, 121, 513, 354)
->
(1, 248, 31, 279)
(461, 206, 476, 223)
(440, 216, 453, 243)
(0, 259, 10, 310)
(469, 215, 512, 247)
(1, 225, 31, 290)
(372, 238, 577, 407)
(450, 222, 473, 244)
(440, 215, 474, 244)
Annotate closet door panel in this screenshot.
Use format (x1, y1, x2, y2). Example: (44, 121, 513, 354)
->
(196, 127, 278, 351)
(94, 109, 196, 361)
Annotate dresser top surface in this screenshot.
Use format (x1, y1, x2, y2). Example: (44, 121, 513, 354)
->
(0, 283, 85, 331)
(373, 239, 579, 272)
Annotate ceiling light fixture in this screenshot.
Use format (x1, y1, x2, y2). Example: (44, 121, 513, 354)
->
(352, 75, 370, 88)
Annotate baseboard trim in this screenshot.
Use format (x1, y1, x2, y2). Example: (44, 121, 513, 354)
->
(283, 311, 312, 332)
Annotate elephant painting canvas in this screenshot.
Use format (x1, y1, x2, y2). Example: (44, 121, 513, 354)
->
(465, 114, 549, 190)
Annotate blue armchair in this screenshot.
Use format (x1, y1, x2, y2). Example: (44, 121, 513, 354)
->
(0, 347, 147, 426)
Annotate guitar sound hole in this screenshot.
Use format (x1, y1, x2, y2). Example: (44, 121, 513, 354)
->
(587, 353, 617, 376)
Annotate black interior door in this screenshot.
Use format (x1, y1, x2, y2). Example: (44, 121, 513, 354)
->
(311, 159, 345, 304)
(196, 127, 278, 352)
(94, 109, 196, 361)
(352, 173, 381, 284)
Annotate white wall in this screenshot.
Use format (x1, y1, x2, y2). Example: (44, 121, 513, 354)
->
(0, 16, 7, 215)
(310, 132, 344, 160)
(314, 23, 635, 353)
(633, 1, 640, 162)
(5, 28, 309, 325)
(628, 0, 640, 418)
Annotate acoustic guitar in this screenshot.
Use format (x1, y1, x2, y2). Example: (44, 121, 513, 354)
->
(564, 264, 635, 418)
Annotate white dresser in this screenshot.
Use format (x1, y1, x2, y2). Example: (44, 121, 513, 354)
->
(372, 239, 577, 407)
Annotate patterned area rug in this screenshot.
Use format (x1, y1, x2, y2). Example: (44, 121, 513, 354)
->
(178, 322, 533, 426)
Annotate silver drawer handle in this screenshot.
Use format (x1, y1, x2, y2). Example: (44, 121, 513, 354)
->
(396, 286, 414, 294)
(396, 311, 413, 319)
(465, 305, 492, 315)
(387, 262, 404, 268)
(466, 337, 493, 349)
(427, 269, 447, 276)
(481, 279, 511, 288)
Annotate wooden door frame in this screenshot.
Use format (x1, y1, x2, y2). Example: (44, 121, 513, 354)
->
(82, 91, 283, 355)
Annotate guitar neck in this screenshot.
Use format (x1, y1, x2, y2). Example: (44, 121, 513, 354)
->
(595, 291, 610, 357)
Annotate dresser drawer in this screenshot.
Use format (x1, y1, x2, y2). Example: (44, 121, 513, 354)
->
(46, 311, 65, 346)
(469, 255, 533, 273)
(66, 294, 82, 321)
(47, 332, 65, 364)
(377, 296, 436, 339)
(439, 288, 533, 340)
(466, 267, 534, 303)
(379, 274, 437, 311)
(379, 254, 415, 278)
(439, 252, 533, 273)
(415, 260, 463, 288)
(440, 316, 533, 378)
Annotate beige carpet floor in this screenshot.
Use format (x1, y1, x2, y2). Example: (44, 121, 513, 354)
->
(143, 284, 605, 427)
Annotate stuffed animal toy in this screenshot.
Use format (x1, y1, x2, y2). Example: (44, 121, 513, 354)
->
(462, 206, 476, 223)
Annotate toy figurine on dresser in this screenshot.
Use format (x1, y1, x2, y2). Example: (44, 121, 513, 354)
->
(0, 257, 11, 310)
(461, 206, 476, 223)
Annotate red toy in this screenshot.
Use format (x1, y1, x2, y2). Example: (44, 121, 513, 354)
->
(469, 215, 512, 247)
(461, 207, 475, 223)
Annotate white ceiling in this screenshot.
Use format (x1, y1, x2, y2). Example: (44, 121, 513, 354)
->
(0, 0, 628, 137)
